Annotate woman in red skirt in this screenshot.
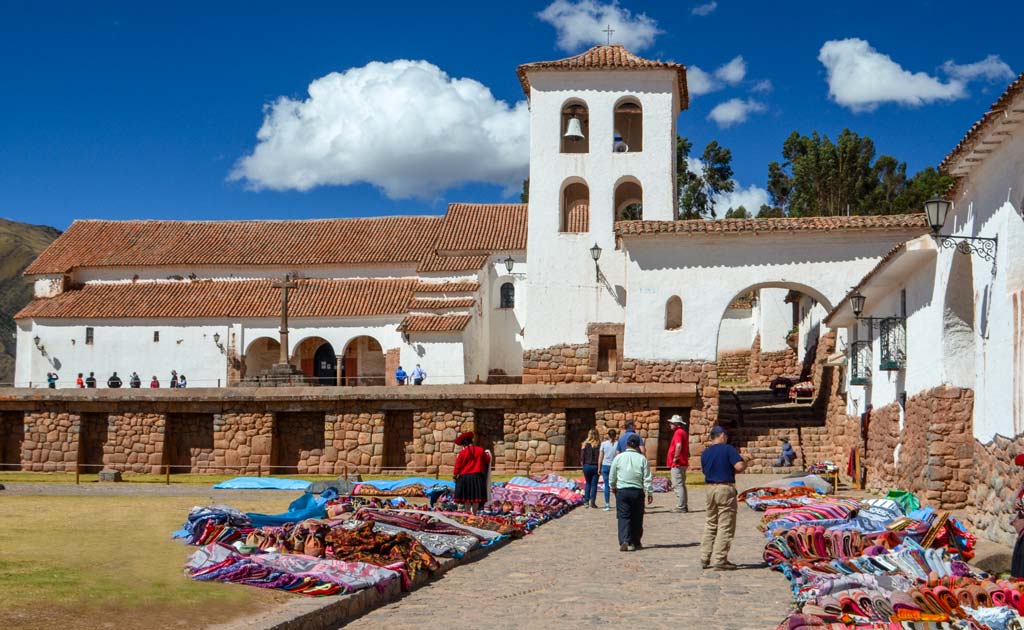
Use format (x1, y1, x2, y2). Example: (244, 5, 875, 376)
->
(453, 432, 490, 514)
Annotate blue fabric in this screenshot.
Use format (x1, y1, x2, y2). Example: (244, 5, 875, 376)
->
(700, 444, 742, 484)
(246, 492, 326, 527)
(601, 464, 612, 504)
(616, 429, 639, 454)
(213, 477, 312, 490)
(356, 477, 454, 491)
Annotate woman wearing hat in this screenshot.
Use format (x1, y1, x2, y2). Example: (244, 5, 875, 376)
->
(1012, 453, 1024, 577)
(453, 431, 491, 514)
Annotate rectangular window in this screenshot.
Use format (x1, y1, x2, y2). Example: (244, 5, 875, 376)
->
(153, 331, 160, 342)
(597, 335, 617, 372)
(85, 327, 94, 345)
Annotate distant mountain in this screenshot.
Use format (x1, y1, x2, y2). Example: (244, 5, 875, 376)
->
(0, 219, 61, 384)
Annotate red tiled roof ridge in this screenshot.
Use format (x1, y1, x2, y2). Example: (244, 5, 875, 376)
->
(614, 214, 929, 236)
(517, 44, 689, 109)
(435, 203, 528, 254)
(415, 281, 480, 293)
(399, 314, 472, 333)
(940, 70, 1024, 177)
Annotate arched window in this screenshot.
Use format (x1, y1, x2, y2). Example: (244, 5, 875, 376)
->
(613, 97, 642, 152)
(561, 181, 590, 232)
(665, 296, 682, 330)
(500, 282, 515, 309)
(614, 179, 643, 221)
(560, 100, 589, 154)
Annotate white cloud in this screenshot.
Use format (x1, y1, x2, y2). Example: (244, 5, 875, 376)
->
(687, 55, 746, 96)
(691, 1, 717, 16)
(715, 183, 769, 216)
(750, 79, 773, 93)
(537, 0, 661, 52)
(942, 54, 1014, 82)
(818, 38, 965, 112)
(230, 60, 529, 199)
(707, 98, 766, 127)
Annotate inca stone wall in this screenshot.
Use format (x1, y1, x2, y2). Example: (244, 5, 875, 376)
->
(717, 350, 751, 383)
(22, 411, 78, 472)
(747, 334, 800, 385)
(215, 412, 272, 473)
(106, 412, 166, 474)
(969, 434, 1024, 545)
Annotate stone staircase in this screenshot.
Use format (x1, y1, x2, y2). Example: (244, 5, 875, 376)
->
(717, 387, 825, 472)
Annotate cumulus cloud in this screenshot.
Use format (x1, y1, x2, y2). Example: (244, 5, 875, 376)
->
(707, 98, 766, 127)
(229, 60, 529, 199)
(818, 38, 965, 111)
(942, 54, 1014, 82)
(750, 79, 773, 93)
(691, 1, 717, 16)
(537, 0, 661, 52)
(715, 183, 770, 216)
(687, 55, 746, 96)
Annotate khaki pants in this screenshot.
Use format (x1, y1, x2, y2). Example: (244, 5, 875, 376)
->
(670, 466, 688, 510)
(700, 484, 738, 565)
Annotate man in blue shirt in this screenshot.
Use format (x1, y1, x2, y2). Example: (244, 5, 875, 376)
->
(700, 425, 745, 571)
(615, 420, 646, 456)
(395, 365, 407, 386)
(410, 364, 426, 385)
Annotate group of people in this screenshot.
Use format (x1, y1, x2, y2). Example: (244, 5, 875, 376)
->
(393, 364, 426, 386)
(49, 370, 189, 389)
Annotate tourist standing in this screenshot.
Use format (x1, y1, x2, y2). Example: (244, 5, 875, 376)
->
(700, 425, 745, 570)
(1011, 453, 1024, 577)
(599, 429, 618, 511)
(178, 374, 187, 388)
(609, 433, 653, 551)
(107, 372, 122, 388)
(150, 376, 160, 388)
(129, 372, 141, 388)
(410, 364, 426, 385)
(776, 436, 797, 467)
(666, 414, 689, 513)
(46, 372, 57, 389)
(169, 370, 178, 388)
(76, 373, 84, 388)
(581, 428, 600, 509)
(453, 431, 490, 514)
(85, 372, 97, 388)
(395, 365, 407, 386)
(616, 420, 645, 456)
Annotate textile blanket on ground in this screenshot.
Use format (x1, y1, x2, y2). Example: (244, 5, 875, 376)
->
(747, 481, 1013, 630)
(352, 477, 455, 497)
(510, 475, 578, 490)
(212, 477, 312, 491)
(572, 476, 673, 493)
(246, 492, 329, 527)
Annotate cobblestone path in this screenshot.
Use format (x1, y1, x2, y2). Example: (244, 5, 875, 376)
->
(347, 478, 792, 629)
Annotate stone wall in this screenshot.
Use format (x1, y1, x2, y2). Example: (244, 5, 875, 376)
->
(968, 434, 1024, 545)
(522, 343, 596, 384)
(214, 412, 272, 474)
(717, 350, 750, 383)
(164, 413, 216, 473)
(106, 412, 166, 474)
(21, 411, 77, 472)
(747, 334, 800, 385)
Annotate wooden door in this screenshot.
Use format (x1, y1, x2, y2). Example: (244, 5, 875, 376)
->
(383, 411, 413, 470)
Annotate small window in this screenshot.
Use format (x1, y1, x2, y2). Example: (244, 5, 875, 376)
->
(500, 282, 515, 309)
(85, 327, 94, 345)
(597, 335, 618, 372)
(153, 331, 160, 342)
(665, 296, 682, 329)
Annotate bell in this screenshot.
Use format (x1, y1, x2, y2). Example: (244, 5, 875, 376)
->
(564, 116, 585, 141)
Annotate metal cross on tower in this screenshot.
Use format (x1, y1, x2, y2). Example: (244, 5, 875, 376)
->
(603, 24, 615, 45)
(271, 275, 298, 365)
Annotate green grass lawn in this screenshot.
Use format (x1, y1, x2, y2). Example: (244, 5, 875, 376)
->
(0, 495, 294, 630)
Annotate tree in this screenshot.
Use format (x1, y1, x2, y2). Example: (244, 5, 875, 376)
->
(724, 205, 750, 219)
(756, 204, 784, 218)
(620, 203, 643, 220)
(677, 135, 735, 219)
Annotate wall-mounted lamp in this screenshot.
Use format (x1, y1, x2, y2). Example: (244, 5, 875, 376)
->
(213, 332, 220, 345)
(33, 335, 41, 348)
(923, 196, 998, 276)
(503, 256, 515, 274)
(590, 242, 602, 282)
(402, 331, 411, 343)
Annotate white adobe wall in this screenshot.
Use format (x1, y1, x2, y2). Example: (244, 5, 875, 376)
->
(622, 230, 922, 362)
(759, 288, 793, 352)
(483, 257, 526, 377)
(523, 70, 678, 350)
(717, 308, 755, 353)
(797, 295, 827, 359)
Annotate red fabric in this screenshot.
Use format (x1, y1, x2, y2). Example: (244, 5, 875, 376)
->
(667, 427, 689, 468)
(455, 431, 474, 446)
(1014, 453, 1024, 467)
(454, 444, 489, 476)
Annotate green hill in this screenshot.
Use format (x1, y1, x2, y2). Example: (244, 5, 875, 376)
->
(0, 219, 61, 384)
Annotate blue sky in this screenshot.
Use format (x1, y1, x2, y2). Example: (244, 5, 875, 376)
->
(1, 1, 1021, 230)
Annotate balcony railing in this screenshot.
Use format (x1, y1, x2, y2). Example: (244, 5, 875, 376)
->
(879, 317, 906, 371)
(850, 340, 872, 385)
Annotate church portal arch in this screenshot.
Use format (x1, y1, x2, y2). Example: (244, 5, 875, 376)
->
(291, 336, 335, 384)
(340, 335, 386, 386)
(244, 336, 280, 378)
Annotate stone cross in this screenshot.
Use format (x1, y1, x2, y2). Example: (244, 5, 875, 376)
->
(271, 275, 298, 365)
(603, 24, 615, 45)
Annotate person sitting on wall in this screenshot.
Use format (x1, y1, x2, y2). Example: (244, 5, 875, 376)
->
(178, 374, 187, 388)
(85, 372, 97, 388)
(395, 365, 408, 386)
(107, 372, 123, 388)
(776, 436, 797, 467)
(150, 375, 159, 388)
(129, 372, 141, 388)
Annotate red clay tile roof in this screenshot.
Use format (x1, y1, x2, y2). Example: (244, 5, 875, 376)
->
(614, 214, 929, 237)
(416, 252, 490, 273)
(415, 281, 480, 293)
(435, 203, 528, 254)
(517, 45, 689, 109)
(408, 297, 475, 310)
(15, 278, 416, 320)
(941, 70, 1024, 177)
(398, 314, 472, 333)
(24, 217, 445, 275)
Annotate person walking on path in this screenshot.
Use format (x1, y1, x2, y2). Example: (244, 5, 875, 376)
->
(129, 372, 141, 388)
(581, 428, 601, 509)
(599, 428, 618, 511)
(107, 372, 122, 388)
(700, 425, 746, 571)
(615, 420, 645, 456)
(453, 431, 490, 514)
(609, 433, 653, 552)
(85, 372, 97, 388)
(666, 414, 689, 513)
(410, 364, 426, 385)
(76, 373, 85, 388)
(395, 365, 407, 386)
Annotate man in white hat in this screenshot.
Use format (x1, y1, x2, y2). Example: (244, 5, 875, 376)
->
(666, 414, 689, 513)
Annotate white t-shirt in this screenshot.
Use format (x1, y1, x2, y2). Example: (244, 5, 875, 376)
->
(599, 440, 618, 467)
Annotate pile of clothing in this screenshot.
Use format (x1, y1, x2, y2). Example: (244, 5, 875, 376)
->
(177, 474, 583, 597)
(741, 483, 1022, 629)
(350, 477, 455, 498)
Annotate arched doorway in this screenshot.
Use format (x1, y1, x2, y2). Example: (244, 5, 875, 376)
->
(312, 342, 338, 385)
(341, 336, 385, 386)
(244, 337, 280, 377)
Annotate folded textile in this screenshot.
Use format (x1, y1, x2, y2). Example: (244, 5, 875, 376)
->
(213, 477, 312, 491)
(247, 492, 327, 527)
